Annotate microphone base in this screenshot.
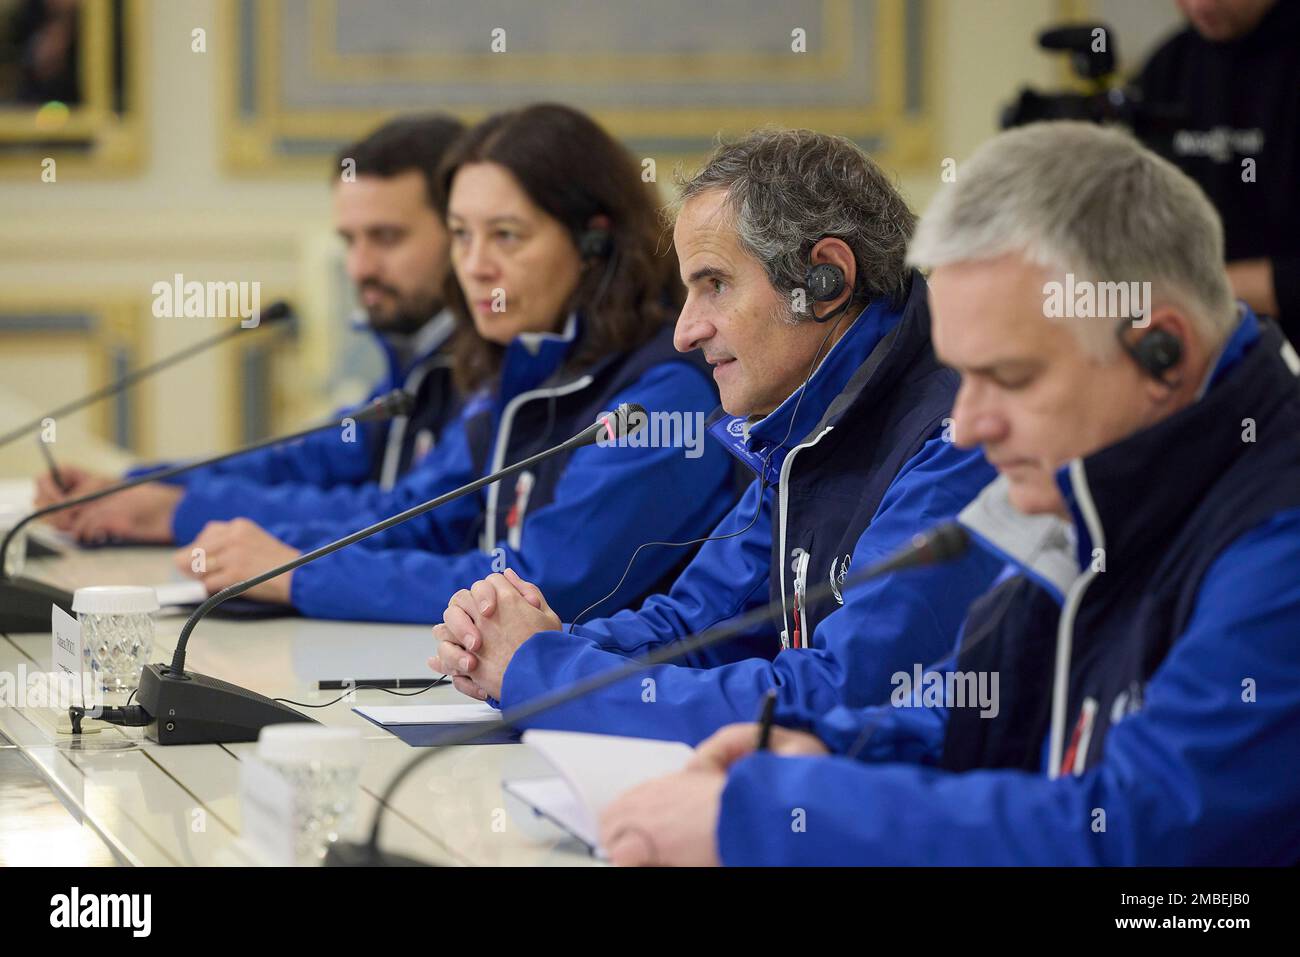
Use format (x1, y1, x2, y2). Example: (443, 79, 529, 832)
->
(135, 662, 317, 745)
(323, 841, 436, 867)
(0, 576, 74, 633)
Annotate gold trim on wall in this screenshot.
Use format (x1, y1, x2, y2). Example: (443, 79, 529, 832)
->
(220, 0, 935, 177)
(308, 0, 856, 83)
(0, 291, 297, 462)
(0, 0, 149, 178)
(0, 295, 144, 452)
(223, 302, 299, 449)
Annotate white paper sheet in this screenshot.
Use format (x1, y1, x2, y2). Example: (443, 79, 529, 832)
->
(354, 703, 501, 725)
(152, 580, 210, 607)
(505, 731, 694, 853)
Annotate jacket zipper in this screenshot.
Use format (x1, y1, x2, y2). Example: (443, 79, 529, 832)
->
(1048, 458, 1106, 779)
(379, 356, 450, 490)
(481, 375, 594, 552)
(506, 471, 535, 551)
(378, 313, 456, 490)
(791, 547, 810, 649)
(777, 425, 834, 649)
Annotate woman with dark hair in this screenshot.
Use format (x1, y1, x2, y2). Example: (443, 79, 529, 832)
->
(169, 103, 736, 625)
(438, 103, 681, 394)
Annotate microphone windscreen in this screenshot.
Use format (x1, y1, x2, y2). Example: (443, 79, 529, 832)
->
(354, 389, 414, 423)
(608, 403, 647, 441)
(381, 389, 416, 419)
(863, 521, 971, 580)
(260, 300, 295, 325)
(925, 522, 971, 563)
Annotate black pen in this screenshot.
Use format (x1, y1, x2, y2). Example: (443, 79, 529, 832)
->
(317, 678, 441, 691)
(755, 688, 778, 751)
(38, 438, 70, 494)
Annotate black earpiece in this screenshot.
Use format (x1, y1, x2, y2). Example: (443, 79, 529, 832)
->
(577, 221, 611, 257)
(577, 217, 617, 312)
(802, 235, 855, 324)
(805, 263, 845, 301)
(1116, 319, 1183, 384)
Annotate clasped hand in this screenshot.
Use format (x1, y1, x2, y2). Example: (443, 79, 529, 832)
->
(429, 568, 561, 701)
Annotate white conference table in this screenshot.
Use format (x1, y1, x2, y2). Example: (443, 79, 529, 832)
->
(1, 545, 595, 867)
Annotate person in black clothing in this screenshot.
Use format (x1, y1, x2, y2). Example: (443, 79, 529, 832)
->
(1137, 0, 1300, 342)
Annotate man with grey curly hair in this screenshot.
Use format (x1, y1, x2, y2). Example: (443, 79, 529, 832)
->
(601, 121, 1300, 867)
(432, 128, 1000, 771)
(675, 127, 916, 309)
(668, 127, 917, 413)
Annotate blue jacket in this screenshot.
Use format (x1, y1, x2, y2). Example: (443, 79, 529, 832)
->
(268, 316, 736, 623)
(499, 276, 1002, 745)
(129, 314, 460, 543)
(718, 310, 1300, 865)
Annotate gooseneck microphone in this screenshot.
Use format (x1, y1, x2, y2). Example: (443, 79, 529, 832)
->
(101, 404, 648, 746)
(0, 301, 294, 450)
(325, 521, 972, 866)
(0, 388, 414, 633)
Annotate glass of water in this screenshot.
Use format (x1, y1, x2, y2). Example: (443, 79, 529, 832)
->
(256, 725, 364, 865)
(72, 586, 159, 694)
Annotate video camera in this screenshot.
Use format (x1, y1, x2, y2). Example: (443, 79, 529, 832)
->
(1001, 23, 1183, 147)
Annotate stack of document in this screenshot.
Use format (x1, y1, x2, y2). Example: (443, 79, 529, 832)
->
(354, 702, 519, 746)
(504, 730, 693, 855)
